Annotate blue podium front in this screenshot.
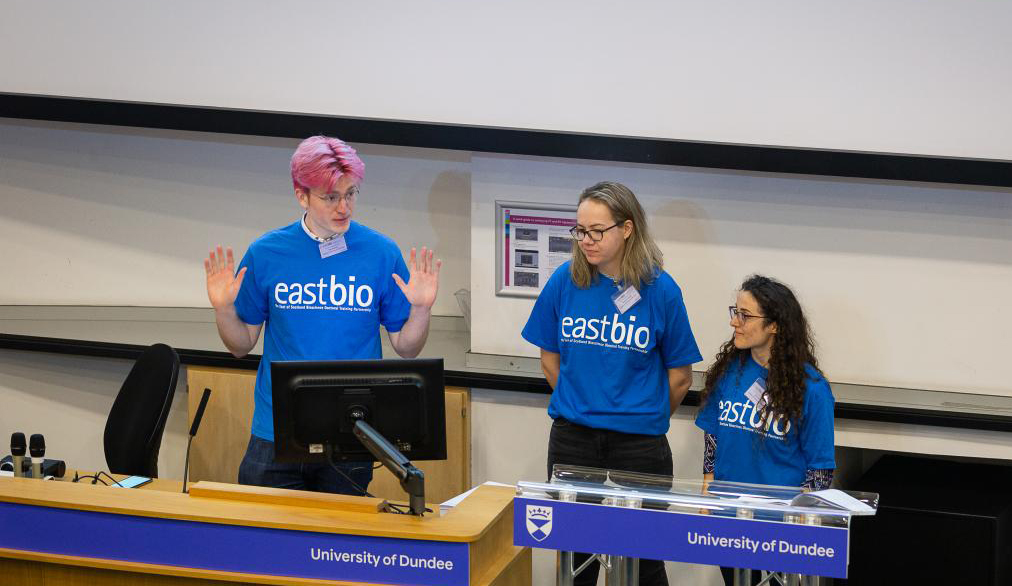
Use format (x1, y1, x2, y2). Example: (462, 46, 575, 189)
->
(513, 466, 878, 584)
(1, 501, 469, 585)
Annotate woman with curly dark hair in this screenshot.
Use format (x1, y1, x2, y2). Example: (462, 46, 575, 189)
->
(695, 275, 835, 489)
(695, 275, 835, 584)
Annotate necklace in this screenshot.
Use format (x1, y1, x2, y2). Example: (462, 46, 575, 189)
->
(599, 270, 623, 290)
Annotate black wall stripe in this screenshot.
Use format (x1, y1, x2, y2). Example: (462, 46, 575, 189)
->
(3, 93, 1010, 188)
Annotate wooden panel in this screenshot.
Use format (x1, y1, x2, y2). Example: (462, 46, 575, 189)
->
(0, 552, 384, 585)
(485, 547, 532, 586)
(186, 366, 470, 504)
(0, 557, 43, 586)
(187, 481, 385, 514)
(2, 549, 530, 586)
(186, 367, 257, 486)
(369, 387, 470, 505)
(469, 498, 522, 585)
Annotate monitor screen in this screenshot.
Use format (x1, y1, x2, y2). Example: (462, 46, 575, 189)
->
(271, 358, 446, 464)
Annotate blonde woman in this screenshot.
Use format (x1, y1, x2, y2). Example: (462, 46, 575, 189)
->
(522, 181, 701, 586)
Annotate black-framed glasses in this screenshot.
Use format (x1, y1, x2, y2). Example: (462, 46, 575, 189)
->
(729, 306, 766, 322)
(570, 223, 619, 242)
(312, 186, 359, 206)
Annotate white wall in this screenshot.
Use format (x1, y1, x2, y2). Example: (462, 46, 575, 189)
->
(0, 118, 470, 315)
(3, 1, 1011, 160)
(0, 349, 189, 479)
(470, 153, 1012, 395)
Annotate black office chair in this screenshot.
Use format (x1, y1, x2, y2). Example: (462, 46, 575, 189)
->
(104, 343, 180, 478)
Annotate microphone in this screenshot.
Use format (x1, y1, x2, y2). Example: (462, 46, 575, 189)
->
(10, 433, 26, 478)
(182, 388, 212, 493)
(189, 388, 212, 437)
(28, 434, 45, 479)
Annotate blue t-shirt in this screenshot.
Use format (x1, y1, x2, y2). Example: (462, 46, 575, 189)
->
(694, 355, 836, 487)
(234, 220, 410, 441)
(521, 262, 702, 435)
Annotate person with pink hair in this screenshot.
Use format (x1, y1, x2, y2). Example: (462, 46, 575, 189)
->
(203, 135, 441, 495)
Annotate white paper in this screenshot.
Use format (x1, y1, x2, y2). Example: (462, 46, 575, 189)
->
(804, 489, 875, 513)
(440, 481, 514, 512)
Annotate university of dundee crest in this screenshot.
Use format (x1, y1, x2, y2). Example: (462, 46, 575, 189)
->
(526, 505, 553, 542)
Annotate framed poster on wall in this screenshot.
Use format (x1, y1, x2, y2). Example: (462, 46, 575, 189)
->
(495, 201, 577, 298)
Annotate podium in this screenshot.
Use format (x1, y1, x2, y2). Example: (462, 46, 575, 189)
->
(0, 476, 529, 585)
(513, 466, 878, 585)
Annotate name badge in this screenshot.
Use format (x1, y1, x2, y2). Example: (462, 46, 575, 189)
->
(744, 377, 767, 411)
(319, 235, 348, 258)
(611, 285, 641, 314)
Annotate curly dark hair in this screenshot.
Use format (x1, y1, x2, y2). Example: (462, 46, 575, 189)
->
(700, 275, 821, 429)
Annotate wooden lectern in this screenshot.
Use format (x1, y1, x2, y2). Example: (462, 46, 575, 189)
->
(0, 476, 529, 585)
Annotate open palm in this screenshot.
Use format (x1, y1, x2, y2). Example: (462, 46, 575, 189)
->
(392, 247, 441, 308)
(204, 245, 247, 310)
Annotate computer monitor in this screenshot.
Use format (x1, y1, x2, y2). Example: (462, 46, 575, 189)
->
(271, 358, 446, 465)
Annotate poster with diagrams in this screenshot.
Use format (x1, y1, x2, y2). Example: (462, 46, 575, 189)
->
(495, 201, 577, 297)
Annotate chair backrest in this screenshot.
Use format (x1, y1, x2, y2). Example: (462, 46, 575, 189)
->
(104, 343, 180, 478)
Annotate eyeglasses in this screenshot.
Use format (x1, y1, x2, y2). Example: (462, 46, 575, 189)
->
(311, 187, 359, 206)
(729, 306, 766, 322)
(570, 223, 620, 242)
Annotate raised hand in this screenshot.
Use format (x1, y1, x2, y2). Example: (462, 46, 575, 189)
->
(392, 247, 442, 309)
(204, 245, 247, 310)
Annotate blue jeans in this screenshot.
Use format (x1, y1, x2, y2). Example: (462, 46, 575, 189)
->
(547, 417, 672, 586)
(238, 434, 373, 495)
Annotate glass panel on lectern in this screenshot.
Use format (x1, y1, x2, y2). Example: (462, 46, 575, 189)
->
(514, 464, 878, 528)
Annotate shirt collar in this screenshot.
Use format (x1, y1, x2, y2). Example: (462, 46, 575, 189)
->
(300, 213, 346, 243)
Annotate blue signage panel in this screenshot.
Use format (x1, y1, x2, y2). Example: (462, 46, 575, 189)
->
(514, 497, 848, 578)
(0, 502, 468, 586)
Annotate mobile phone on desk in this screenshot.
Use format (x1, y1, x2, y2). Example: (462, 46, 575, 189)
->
(113, 475, 152, 488)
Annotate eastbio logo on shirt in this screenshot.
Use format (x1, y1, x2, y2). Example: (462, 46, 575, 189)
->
(718, 399, 792, 439)
(273, 275, 374, 312)
(560, 313, 650, 353)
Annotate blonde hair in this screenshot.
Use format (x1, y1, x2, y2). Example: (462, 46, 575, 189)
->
(570, 181, 664, 289)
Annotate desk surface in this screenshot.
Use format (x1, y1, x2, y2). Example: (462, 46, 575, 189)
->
(58, 470, 182, 491)
(0, 476, 513, 542)
(2, 305, 1012, 432)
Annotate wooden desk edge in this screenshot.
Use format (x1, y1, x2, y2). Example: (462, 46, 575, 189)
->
(188, 481, 386, 514)
(0, 478, 515, 543)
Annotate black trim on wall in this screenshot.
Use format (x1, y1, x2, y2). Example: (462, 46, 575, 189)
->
(3, 93, 1011, 188)
(3, 333, 1012, 433)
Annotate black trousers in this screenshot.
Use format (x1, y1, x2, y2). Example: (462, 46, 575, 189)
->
(546, 417, 672, 586)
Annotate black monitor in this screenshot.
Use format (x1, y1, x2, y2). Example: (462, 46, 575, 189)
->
(271, 358, 446, 465)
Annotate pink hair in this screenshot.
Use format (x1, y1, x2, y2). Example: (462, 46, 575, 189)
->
(290, 135, 365, 192)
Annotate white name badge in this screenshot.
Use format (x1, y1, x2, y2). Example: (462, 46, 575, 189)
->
(744, 377, 767, 410)
(319, 235, 348, 258)
(611, 285, 641, 314)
